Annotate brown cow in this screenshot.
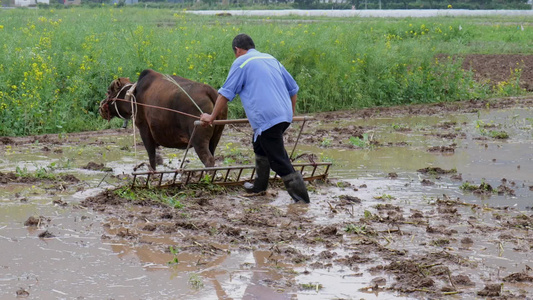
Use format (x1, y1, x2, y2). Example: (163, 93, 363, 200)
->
(99, 69, 227, 170)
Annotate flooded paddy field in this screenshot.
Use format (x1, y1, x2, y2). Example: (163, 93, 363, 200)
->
(1, 97, 533, 299)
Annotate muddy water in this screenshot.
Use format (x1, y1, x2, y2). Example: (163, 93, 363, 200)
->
(317, 108, 533, 208)
(1, 106, 532, 299)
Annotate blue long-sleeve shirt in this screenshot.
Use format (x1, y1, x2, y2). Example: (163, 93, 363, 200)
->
(218, 49, 299, 141)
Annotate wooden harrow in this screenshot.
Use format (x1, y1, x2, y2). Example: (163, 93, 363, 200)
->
(131, 116, 331, 188)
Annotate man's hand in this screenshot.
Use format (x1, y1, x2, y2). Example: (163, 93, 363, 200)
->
(200, 94, 228, 127)
(200, 113, 214, 127)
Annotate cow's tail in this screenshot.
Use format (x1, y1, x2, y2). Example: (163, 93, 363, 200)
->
(207, 87, 227, 156)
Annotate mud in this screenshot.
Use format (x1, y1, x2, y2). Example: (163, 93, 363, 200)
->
(1, 55, 533, 299)
(462, 54, 533, 92)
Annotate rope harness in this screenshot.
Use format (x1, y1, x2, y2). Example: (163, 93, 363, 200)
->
(116, 83, 136, 120)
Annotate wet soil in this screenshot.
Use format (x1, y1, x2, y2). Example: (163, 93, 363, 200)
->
(462, 54, 533, 92)
(77, 168, 533, 298)
(2, 54, 533, 299)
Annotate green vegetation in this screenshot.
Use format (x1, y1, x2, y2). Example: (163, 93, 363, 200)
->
(320, 137, 332, 147)
(364, 209, 374, 219)
(168, 246, 179, 264)
(300, 282, 323, 290)
(1, 8, 532, 136)
(373, 193, 396, 200)
(349, 133, 372, 149)
(114, 186, 186, 208)
(474, 120, 510, 139)
(15, 165, 57, 180)
(188, 273, 204, 289)
(488, 130, 510, 139)
(344, 223, 369, 235)
(460, 181, 493, 192)
(391, 123, 410, 131)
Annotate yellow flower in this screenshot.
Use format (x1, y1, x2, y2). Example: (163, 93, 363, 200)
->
(0, 25, 3, 30)
(447, 4, 452, 8)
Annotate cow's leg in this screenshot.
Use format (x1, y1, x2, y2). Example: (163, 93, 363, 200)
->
(190, 127, 216, 168)
(193, 141, 215, 167)
(138, 127, 158, 171)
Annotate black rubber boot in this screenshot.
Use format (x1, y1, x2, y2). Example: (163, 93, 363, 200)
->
(282, 172, 310, 203)
(244, 155, 270, 193)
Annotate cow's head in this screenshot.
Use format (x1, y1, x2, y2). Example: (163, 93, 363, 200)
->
(99, 77, 132, 121)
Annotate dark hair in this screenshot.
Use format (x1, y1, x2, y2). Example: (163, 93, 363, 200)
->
(232, 34, 255, 53)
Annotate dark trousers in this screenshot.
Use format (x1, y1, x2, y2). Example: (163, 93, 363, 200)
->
(253, 122, 295, 177)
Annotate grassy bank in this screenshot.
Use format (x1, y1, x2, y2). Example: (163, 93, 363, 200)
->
(0, 8, 532, 136)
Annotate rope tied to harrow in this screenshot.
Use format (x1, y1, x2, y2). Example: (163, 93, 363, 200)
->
(125, 83, 138, 162)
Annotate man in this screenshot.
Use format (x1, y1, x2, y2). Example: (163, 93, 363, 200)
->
(200, 33, 309, 203)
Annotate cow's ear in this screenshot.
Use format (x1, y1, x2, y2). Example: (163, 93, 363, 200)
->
(119, 77, 129, 85)
(113, 79, 121, 90)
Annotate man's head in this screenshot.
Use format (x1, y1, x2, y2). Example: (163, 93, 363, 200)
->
(232, 34, 255, 57)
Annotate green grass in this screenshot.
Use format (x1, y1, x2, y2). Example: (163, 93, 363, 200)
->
(114, 186, 186, 208)
(15, 165, 57, 180)
(1, 8, 532, 136)
(344, 223, 369, 235)
(188, 273, 204, 289)
(300, 282, 323, 290)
